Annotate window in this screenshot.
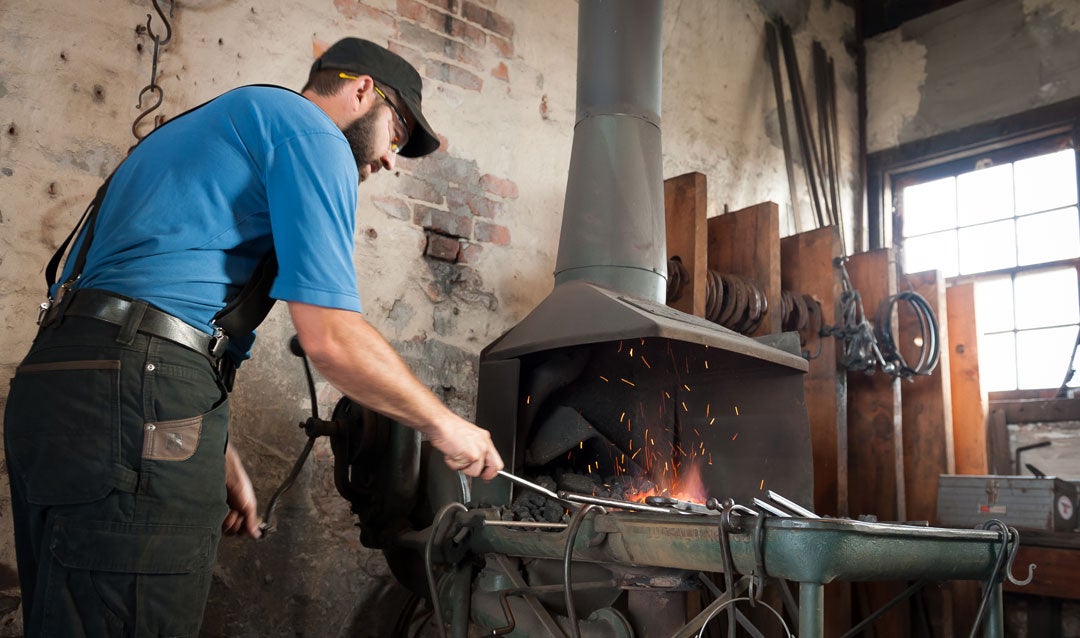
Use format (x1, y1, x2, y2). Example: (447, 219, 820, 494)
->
(896, 142, 1080, 392)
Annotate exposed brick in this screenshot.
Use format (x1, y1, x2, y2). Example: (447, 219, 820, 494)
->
(425, 60, 483, 91)
(371, 195, 411, 221)
(396, 173, 445, 204)
(491, 61, 509, 82)
(459, 241, 483, 264)
(414, 204, 473, 238)
(479, 173, 518, 199)
(423, 0, 461, 14)
(448, 190, 504, 218)
(396, 21, 483, 71)
(398, 0, 486, 49)
(416, 153, 479, 186)
(474, 220, 510, 246)
(332, 0, 395, 28)
(425, 232, 461, 262)
(490, 34, 514, 59)
(462, 1, 515, 39)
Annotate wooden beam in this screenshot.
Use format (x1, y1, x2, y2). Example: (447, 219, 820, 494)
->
(846, 248, 907, 638)
(780, 227, 846, 517)
(986, 408, 1012, 475)
(781, 226, 851, 638)
(846, 248, 904, 521)
(995, 398, 1080, 424)
(900, 270, 955, 524)
(707, 202, 782, 336)
(946, 283, 988, 474)
(664, 173, 708, 318)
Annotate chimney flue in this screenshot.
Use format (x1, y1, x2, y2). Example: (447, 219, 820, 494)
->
(553, 0, 667, 303)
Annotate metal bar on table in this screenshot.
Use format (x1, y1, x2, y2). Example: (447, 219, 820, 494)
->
(559, 491, 673, 514)
(752, 497, 791, 517)
(768, 490, 820, 518)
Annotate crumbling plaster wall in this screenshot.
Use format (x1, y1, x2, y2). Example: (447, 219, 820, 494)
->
(0, 0, 854, 635)
(867, 0, 1080, 152)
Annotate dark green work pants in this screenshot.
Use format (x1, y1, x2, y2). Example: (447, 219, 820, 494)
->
(4, 311, 229, 637)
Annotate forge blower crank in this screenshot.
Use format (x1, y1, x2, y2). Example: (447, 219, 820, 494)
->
(259, 336, 427, 552)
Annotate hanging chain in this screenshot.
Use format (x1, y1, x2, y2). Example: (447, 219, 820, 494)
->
(131, 0, 175, 143)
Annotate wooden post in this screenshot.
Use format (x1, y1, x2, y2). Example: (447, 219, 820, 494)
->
(664, 173, 708, 318)
(781, 226, 851, 638)
(845, 249, 904, 521)
(780, 227, 846, 517)
(946, 283, 988, 475)
(899, 270, 955, 524)
(846, 248, 908, 638)
(707, 202, 782, 335)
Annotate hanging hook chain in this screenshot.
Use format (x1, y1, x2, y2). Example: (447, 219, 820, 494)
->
(132, 0, 175, 143)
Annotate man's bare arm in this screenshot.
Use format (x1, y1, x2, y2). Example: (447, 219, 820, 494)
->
(287, 301, 503, 479)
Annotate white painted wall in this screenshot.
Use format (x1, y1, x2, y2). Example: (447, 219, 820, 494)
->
(867, 0, 1080, 153)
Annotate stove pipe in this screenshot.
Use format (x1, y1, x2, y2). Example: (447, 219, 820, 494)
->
(553, 0, 667, 303)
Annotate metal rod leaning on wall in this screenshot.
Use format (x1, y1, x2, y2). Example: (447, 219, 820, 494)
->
(765, 21, 802, 234)
(776, 17, 829, 230)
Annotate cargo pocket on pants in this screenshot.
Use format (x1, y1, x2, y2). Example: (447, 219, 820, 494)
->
(4, 360, 122, 506)
(139, 397, 229, 523)
(44, 517, 218, 638)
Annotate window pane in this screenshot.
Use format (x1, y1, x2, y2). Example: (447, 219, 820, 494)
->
(903, 230, 958, 277)
(979, 332, 1017, 392)
(1015, 268, 1079, 329)
(1017, 326, 1078, 390)
(1014, 149, 1078, 215)
(958, 164, 1013, 226)
(1017, 206, 1080, 266)
(974, 276, 1015, 332)
(958, 220, 1016, 274)
(902, 177, 956, 236)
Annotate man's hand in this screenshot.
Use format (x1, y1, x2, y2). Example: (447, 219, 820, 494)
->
(427, 414, 504, 480)
(223, 442, 262, 538)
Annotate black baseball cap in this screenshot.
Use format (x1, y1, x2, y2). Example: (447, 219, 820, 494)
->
(311, 38, 440, 158)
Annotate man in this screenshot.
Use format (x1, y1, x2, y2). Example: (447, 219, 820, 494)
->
(4, 37, 503, 636)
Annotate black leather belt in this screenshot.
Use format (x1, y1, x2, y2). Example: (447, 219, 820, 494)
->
(63, 289, 226, 362)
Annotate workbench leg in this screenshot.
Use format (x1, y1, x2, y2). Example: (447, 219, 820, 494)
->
(983, 583, 1004, 638)
(799, 582, 824, 638)
(449, 564, 473, 638)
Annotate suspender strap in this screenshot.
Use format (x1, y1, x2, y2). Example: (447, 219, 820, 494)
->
(39, 85, 296, 344)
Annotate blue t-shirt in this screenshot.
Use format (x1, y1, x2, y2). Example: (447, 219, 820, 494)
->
(57, 86, 362, 354)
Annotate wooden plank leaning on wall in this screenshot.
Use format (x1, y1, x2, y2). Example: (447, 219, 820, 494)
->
(846, 248, 908, 638)
(664, 172, 708, 318)
(707, 202, 782, 336)
(946, 282, 988, 475)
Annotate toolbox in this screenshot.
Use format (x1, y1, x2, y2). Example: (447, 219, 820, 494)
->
(937, 475, 1078, 532)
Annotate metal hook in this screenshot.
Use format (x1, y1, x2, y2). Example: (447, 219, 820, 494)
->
(132, 85, 163, 140)
(145, 0, 173, 46)
(1003, 527, 1036, 586)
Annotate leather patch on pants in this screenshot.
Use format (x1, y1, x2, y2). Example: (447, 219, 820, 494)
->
(142, 415, 203, 461)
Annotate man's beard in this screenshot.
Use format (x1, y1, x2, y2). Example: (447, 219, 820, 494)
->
(341, 109, 381, 179)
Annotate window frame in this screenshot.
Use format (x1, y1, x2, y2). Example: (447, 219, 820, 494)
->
(867, 98, 1080, 392)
